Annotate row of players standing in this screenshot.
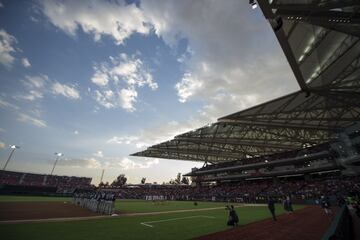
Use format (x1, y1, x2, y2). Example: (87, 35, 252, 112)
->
(73, 191, 116, 215)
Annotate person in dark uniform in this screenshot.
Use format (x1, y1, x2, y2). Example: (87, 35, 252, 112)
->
(230, 205, 239, 226)
(286, 196, 294, 213)
(226, 205, 239, 227)
(320, 195, 332, 214)
(268, 197, 277, 221)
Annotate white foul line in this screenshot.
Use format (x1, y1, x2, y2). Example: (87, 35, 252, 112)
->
(140, 215, 216, 228)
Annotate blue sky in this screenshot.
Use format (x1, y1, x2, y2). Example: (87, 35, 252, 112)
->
(0, 0, 299, 184)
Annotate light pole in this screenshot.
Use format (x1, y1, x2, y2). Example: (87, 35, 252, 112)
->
(50, 152, 63, 175)
(3, 145, 20, 171)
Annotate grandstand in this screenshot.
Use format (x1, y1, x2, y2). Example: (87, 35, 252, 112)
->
(132, 0, 360, 187)
(108, 175, 359, 203)
(0, 170, 93, 194)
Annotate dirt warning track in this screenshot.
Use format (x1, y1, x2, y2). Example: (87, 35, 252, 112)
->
(0, 202, 100, 222)
(196, 206, 336, 240)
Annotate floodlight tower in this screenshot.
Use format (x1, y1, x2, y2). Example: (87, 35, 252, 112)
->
(50, 152, 63, 175)
(249, 0, 258, 9)
(2, 145, 20, 170)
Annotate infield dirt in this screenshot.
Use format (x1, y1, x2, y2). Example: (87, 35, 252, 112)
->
(0, 202, 100, 221)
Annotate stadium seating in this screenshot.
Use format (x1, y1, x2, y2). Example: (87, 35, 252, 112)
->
(109, 175, 360, 203)
(0, 170, 93, 193)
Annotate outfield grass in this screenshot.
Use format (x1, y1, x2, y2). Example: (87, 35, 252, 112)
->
(0, 205, 303, 240)
(115, 199, 243, 213)
(0, 196, 304, 240)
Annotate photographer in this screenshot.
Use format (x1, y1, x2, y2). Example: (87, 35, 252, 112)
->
(226, 205, 239, 227)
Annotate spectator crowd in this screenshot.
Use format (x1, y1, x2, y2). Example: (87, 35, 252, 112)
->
(111, 176, 360, 203)
(0, 170, 93, 193)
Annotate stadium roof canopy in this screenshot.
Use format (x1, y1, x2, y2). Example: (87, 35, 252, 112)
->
(131, 0, 360, 164)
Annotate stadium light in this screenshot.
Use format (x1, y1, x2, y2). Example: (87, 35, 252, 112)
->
(2, 145, 20, 170)
(50, 152, 63, 175)
(249, 0, 257, 9)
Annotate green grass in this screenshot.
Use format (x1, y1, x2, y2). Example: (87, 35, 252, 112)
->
(115, 199, 243, 213)
(0, 196, 304, 240)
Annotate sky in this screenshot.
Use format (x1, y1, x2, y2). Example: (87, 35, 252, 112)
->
(0, 0, 299, 185)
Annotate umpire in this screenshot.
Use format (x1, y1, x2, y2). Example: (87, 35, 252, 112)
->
(268, 197, 277, 221)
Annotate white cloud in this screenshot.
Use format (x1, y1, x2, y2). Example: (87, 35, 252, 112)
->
(40, 0, 150, 45)
(24, 75, 48, 88)
(108, 120, 194, 149)
(107, 136, 139, 145)
(117, 157, 159, 170)
(0, 98, 47, 128)
(17, 113, 47, 128)
(91, 71, 109, 86)
(17, 75, 48, 101)
(74, 130, 79, 135)
(93, 150, 104, 158)
(39, 1, 300, 151)
(91, 53, 157, 111)
(139, 0, 298, 122)
(17, 75, 81, 101)
(175, 73, 203, 103)
(58, 157, 101, 169)
(21, 58, 31, 68)
(119, 88, 137, 112)
(0, 141, 5, 149)
(56, 156, 158, 170)
(0, 98, 20, 110)
(0, 29, 17, 68)
(51, 82, 80, 99)
(21, 90, 44, 101)
(40, 0, 297, 121)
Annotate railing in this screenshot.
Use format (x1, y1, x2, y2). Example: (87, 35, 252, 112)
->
(322, 205, 353, 240)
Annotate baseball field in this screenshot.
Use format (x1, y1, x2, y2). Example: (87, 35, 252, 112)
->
(0, 196, 332, 240)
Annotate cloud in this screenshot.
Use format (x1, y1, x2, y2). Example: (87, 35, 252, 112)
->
(56, 156, 158, 170)
(91, 53, 157, 112)
(17, 113, 47, 128)
(0, 98, 20, 110)
(38, 1, 300, 150)
(17, 75, 80, 101)
(91, 72, 109, 86)
(74, 130, 79, 135)
(0, 141, 5, 149)
(175, 72, 203, 103)
(117, 157, 159, 170)
(51, 81, 80, 99)
(108, 135, 139, 144)
(108, 120, 194, 149)
(0, 29, 17, 68)
(17, 75, 48, 101)
(0, 97, 47, 128)
(24, 75, 48, 88)
(39, 0, 297, 122)
(21, 58, 31, 68)
(40, 0, 150, 45)
(93, 150, 103, 158)
(58, 157, 101, 169)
